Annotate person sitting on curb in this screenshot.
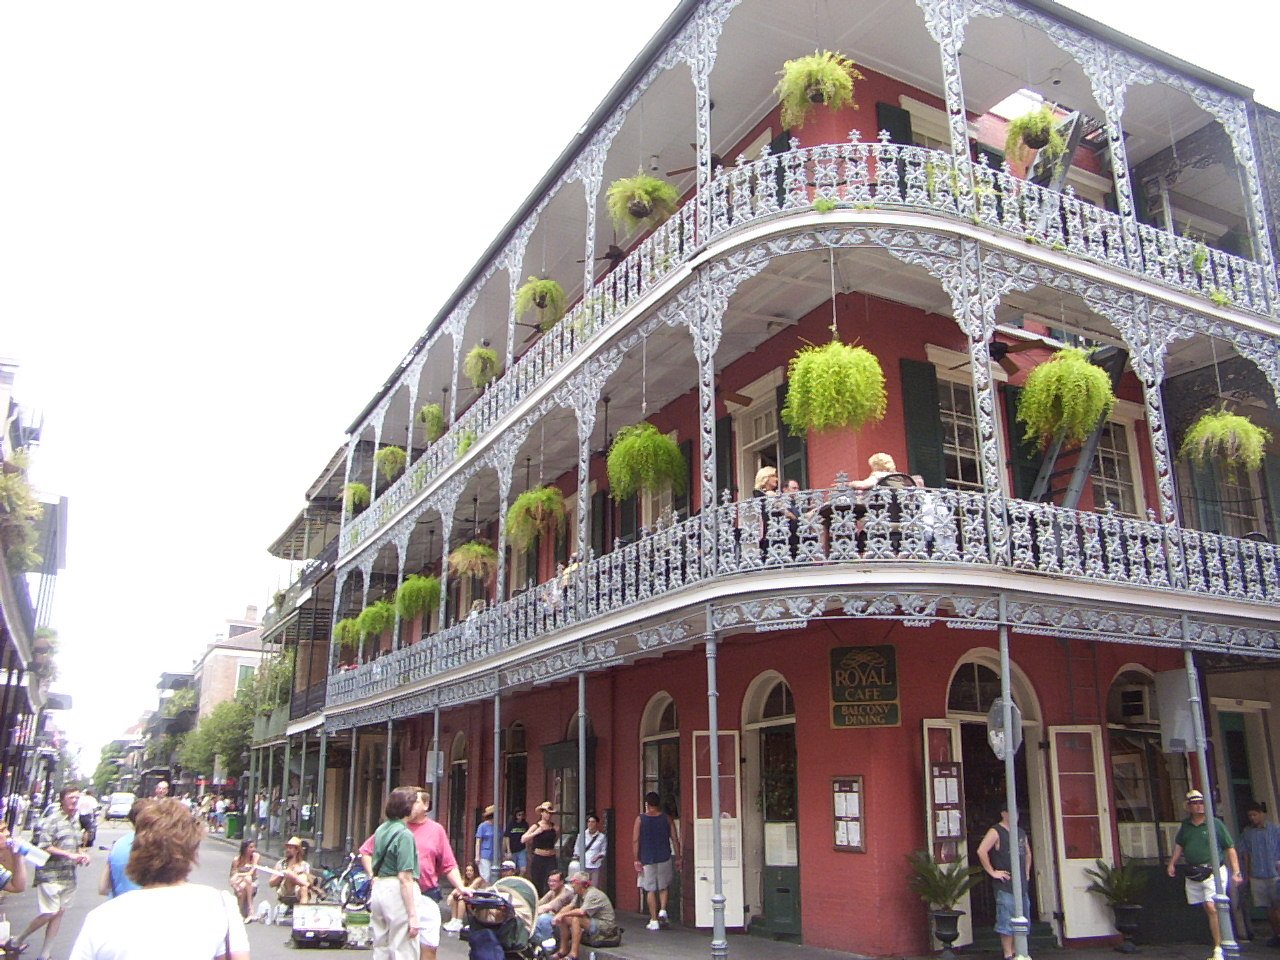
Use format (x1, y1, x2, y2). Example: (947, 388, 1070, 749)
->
(549, 871, 619, 960)
(269, 836, 312, 917)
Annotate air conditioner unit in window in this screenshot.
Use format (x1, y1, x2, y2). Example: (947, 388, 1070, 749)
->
(1119, 684, 1154, 725)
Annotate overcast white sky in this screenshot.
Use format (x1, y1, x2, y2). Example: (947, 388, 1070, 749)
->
(1, 0, 1273, 771)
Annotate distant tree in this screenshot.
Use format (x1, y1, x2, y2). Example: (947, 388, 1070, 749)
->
(91, 743, 126, 796)
(179, 690, 252, 780)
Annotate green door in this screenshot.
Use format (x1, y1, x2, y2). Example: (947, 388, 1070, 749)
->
(760, 725, 800, 937)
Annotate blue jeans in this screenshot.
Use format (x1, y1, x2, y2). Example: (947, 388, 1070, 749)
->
(534, 914, 554, 943)
(995, 888, 1031, 936)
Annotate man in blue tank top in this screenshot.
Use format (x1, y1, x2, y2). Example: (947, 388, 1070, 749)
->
(632, 792, 680, 931)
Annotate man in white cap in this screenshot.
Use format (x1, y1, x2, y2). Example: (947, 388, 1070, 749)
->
(1166, 788, 1243, 960)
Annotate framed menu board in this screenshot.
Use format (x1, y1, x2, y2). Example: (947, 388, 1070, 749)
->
(928, 761, 965, 862)
(832, 776, 865, 852)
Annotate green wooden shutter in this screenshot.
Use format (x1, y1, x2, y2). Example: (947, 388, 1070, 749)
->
(899, 359, 946, 488)
(776, 383, 808, 488)
(715, 414, 735, 501)
(674, 439, 694, 519)
(875, 102, 914, 145)
(590, 490, 608, 557)
(771, 129, 792, 207)
(618, 495, 638, 544)
(1262, 454, 1280, 542)
(1190, 460, 1224, 534)
(1003, 385, 1040, 501)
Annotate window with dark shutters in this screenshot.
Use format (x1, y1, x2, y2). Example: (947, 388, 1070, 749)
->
(899, 358, 946, 488)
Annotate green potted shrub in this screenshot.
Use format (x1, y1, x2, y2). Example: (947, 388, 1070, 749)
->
(516, 277, 568, 330)
(448, 540, 498, 581)
(506, 485, 567, 551)
(344, 481, 371, 514)
(357, 600, 396, 640)
(606, 423, 687, 502)
(780, 336, 887, 435)
(906, 850, 982, 959)
(418, 403, 446, 443)
(464, 345, 501, 391)
(374, 445, 407, 483)
(332, 617, 362, 649)
(1004, 104, 1066, 166)
(606, 172, 680, 236)
(396, 574, 442, 623)
(775, 50, 864, 129)
(1016, 347, 1115, 448)
(1180, 407, 1272, 481)
(457, 429, 477, 459)
(1084, 858, 1147, 953)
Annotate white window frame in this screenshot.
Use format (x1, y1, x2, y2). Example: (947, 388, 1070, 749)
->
(925, 344, 1008, 495)
(898, 97, 978, 150)
(730, 369, 784, 500)
(642, 436, 676, 529)
(1089, 400, 1146, 517)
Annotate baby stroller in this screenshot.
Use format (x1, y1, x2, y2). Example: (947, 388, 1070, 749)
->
(464, 876, 544, 960)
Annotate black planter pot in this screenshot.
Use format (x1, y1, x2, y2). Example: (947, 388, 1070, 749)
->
(627, 198, 653, 220)
(806, 84, 828, 104)
(1112, 903, 1142, 953)
(931, 908, 964, 959)
(1022, 128, 1051, 150)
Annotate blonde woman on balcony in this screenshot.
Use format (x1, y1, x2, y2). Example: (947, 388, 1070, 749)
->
(850, 452, 898, 490)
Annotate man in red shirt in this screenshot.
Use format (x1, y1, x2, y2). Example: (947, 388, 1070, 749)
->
(360, 786, 468, 960)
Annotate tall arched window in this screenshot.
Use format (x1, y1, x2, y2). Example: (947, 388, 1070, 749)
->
(641, 693, 680, 817)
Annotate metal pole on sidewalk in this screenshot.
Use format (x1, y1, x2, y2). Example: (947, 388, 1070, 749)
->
(705, 619, 728, 960)
(999, 596, 1029, 960)
(1185, 638, 1238, 960)
(577, 667, 587, 870)
(315, 728, 328, 852)
(345, 729, 359, 851)
(430, 708, 441, 821)
(384, 719, 394, 792)
(493, 689, 502, 875)
(265, 744, 276, 850)
(282, 735, 293, 836)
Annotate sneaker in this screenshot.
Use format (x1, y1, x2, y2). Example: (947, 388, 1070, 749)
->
(1208, 948, 1224, 960)
(658, 909, 670, 929)
(443, 919, 463, 933)
(646, 920, 661, 931)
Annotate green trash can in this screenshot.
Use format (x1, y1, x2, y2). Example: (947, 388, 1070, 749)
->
(226, 812, 244, 839)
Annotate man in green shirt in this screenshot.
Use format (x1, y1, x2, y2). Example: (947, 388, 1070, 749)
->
(1166, 788, 1243, 960)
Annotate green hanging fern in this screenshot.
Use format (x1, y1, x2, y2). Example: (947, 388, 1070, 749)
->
(1004, 104, 1066, 166)
(606, 172, 680, 236)
(448, 540, 498, 580)
(333, 617, 363, 649)
(457, 429, 477, 459)
(396, 574, 442, 621)
(374, 445, 407, 483)
(606, 423, 687, 502)
(781, 340, 887, 435)
(417, 403, 446, 443)
(1180, 408, 1272, 480)
(1016, 348, 1115, 448)
(344, 481, 371, 513)
(357, 599, 396, 639)
(464, 345, 501, 391)
(506, 485, 567, 551)
(775, 50, 864, 130)
(515, 277, 568, 331)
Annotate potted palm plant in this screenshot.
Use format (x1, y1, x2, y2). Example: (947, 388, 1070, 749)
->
(396, 574, 442, 623)
(515, 277, 568, 330)
(418, 402, 446, 444)
(906, 850, 982, 959)
(374, 445, 407, 484)
(606, 172, 680, 236)
(506, 485, 567, 551)
(775, 50, 864, 129)
(780, 334, 887, 435)
(464, 345, 501, 391)
(1016, 348, 1115, 448)
(344, 482, 371, 515)
(1084, 858, 1147, 953)
(1179, 407, 1272, 481)
(606, 423, 687, 502)
(448, 540, 498, 581)
(1004, 104, 1066, 166)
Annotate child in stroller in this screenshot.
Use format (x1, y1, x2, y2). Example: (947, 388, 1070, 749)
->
(464, 875, 544, 960)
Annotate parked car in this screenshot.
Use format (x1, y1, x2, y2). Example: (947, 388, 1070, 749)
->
(104, 792, 136, 821)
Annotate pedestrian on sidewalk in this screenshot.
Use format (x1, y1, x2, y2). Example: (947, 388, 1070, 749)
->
(19, 785, 91, 959)
(0, 821, 29, 895)
(68, 798, 249, 960)
(1238, 801, 1280, 943)
(98, 798, 146, 899)
(976, 805, 1032, 960)
(368, 787, 422, 960)
(1167, 788, 1242, 960)
(474, 805, 496, 883)
(633, 792, 679, 931)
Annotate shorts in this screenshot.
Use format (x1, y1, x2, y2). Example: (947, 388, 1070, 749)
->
(1251, 877, 1279, 908)
(639, 858, 674, 893)
(478, 858, 493, 883)
(1185, 865, 1228, 905)
(37, 880, 75, 914)
(417, 891, 442, 948)
(994, 888, 1031, 936)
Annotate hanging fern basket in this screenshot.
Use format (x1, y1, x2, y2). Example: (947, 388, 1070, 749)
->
(781, 340, 887, 435)
(396, 574, 442, 622)
(606, 172, 680, 236)
(606, 423, 687, 502)
(356, 600, 396, 639)
(464, 345, 501, 391)
(506, 485, 567, 551)
(374, 445, 407, 483)
(516, 277, 568, 330)
(449, 540, 498, 580)
(1004, 105, 1066, 166)
(344, 482, 371, 514)
(418, 403, 446, 443)
(1180, 408, 1272, 479)
(1016, 348, 1116, 448)
(775, 50, 864, 129)
(333, 618, 362, 649)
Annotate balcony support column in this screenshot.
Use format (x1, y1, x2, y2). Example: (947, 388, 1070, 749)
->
(691, 272, 723, 578)
(368, 408, 388, 504)
(565, 356, 623, 576)
(437, 496, 458, 629)
(577, 664, 587, 870)
(688, 2, 735, 244)
(245, 746, 259, 840)
(299, 729, 309, 839)
(919, 0, 976, 165)
(1183, 631, 1240, 960)
(998, 596, 1030, 960)
(429, 707, 441, 822)
(405, 357, 425, 464)
(264, 744, 276, 847)
(315, 727, 328, 852)
(328, 568, 352, 676)
(492, 688, 503, 872)
(392, 532, 409, 651)
(703, 613, 728, 960)
(357, 558, 374, 663)
(282, 735, 293, 837)
(487, 431, 523, 604)
(345, 730, 359, 852)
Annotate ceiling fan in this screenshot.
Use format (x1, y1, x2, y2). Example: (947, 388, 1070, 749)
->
(717, 376, 752, 407)
(949, 339, 1044, 375)
(577, 229, 626, 270)
(667, 142, 734, 178)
